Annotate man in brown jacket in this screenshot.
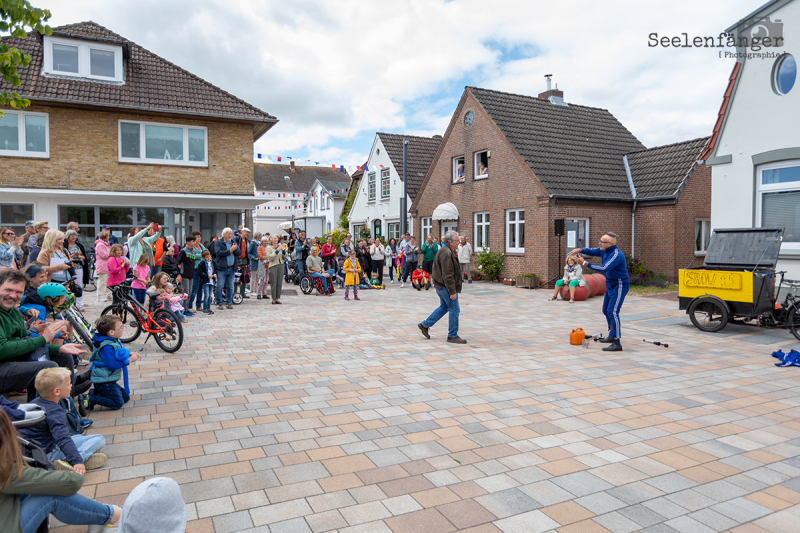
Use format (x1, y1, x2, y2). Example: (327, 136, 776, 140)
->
(418, 231, 466, 344)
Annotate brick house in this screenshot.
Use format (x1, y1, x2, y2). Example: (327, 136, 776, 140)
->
(252, 162, 348, 236)
(348, 133, 441, 241)
(0, 22, 276, 242)
(411, 85, 710, 283)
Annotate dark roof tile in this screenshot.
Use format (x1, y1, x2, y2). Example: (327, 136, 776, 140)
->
(626, 136, 710, 199)
(254, 164, 349, 193)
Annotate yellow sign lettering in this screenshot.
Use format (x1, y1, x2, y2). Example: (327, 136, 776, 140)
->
(683, 271, 742, 290)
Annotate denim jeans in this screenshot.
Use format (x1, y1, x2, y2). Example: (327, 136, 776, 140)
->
(89, 381, 130, 410)
(47, 434, 106, 464)
(20, 493, 113, 533)
(311, 270, 335, 292)
(189, 269, 203, 309)
(202, 284, 214, 311)
(422, 286, 460, 338)
(215, 267, 236, 305)
(132, 287, 146, 304)
(296, 259, 306, 278)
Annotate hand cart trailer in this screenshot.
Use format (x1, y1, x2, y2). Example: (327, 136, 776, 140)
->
(679, 227, 800, 341)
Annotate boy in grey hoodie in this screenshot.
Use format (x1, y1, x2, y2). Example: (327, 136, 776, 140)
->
(119, 477, 186, 533)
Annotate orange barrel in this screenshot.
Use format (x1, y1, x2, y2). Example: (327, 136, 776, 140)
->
(570, 328, 585, 345)
(560, 285, 569, 300)
(573, 284, 590, 301)
(594, 274, 606, 296)
(585, 275, 599, 298)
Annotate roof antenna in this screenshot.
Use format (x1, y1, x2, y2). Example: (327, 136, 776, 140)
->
(544, 74, 552, 91)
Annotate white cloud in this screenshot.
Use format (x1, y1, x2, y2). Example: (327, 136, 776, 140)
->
(48, 0, 762, 165)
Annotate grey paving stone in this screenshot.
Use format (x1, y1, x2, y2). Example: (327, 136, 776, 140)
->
(108, 463, 155, 482)
(269, 517, 312, 533)
(274, 461, 331, 484)
(593, 511, 642, 533)
(688, 508, 740, 531)
(644, 473, 699, 494)
(233, 470, 281, 492)
(711, 497, 772, 523)
(181, 477, 238, 504)
(575, 492, 627, 515)
(692, 479, 750, 503)
(551, 471, 613, 497)
(607, 481, 666, 505)
(475, 487, 541, 518)
(619, 504, 668, 528)
(663, 515, 716, 533)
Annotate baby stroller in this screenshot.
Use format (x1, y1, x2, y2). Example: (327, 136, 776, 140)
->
(14, 405, 55, 532)
(285, 259, 300, 285)
(228, 264, 249, 305)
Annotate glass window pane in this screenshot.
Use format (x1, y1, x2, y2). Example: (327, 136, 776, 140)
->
(188, 129, 205, 162)
(762, 190, 800, 243)
(90, 49, 115, 77)
(24, 115, 46, 153)
(777, 54, 796, 95)
(519, 218, 524, 248)
(0, 113, 19, 151)
(762, 165, 800, 185)
(59, 224, 96, 241)
(120, 123, 140, 158)
(59, 206, 95, 225)
(137, 208, 168, 226)
(53, 43, 79, 73)
(1, 204, 33, 225)
(99, 207, 133, 226)
(509, 211, 515, 222)
(695, 221, 702, 251)
(145, 125, 183, 160)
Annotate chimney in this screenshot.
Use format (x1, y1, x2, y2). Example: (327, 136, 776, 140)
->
(289, 160, 296, 172)
(538, 74, 564, 100)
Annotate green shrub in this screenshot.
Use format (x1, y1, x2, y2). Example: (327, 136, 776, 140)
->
(520, 273, 537, 278)
(475, 249, 504, 281)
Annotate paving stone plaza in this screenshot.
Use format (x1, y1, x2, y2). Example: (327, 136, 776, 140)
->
(52, 283, 800, 533)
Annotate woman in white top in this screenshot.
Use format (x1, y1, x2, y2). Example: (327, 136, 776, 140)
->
(369, 240, 386, 283)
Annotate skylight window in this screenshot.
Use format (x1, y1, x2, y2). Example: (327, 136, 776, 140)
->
(44, 36, 123, 83)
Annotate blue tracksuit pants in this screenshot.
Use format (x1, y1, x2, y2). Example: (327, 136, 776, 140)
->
(602, 280, 629, 339)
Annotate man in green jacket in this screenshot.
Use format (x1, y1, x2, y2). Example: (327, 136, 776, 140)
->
(418, 231, 466, 344)
(421, 234, 439, 274)
(0, 270, 85, 400)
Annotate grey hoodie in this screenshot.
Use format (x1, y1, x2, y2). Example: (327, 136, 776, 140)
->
(119, 477, 186, 533)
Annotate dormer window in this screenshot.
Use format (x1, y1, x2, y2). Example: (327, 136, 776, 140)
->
(44, 36, 123, 83)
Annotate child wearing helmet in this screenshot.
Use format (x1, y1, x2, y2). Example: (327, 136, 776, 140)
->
(37, 282, 71, 345)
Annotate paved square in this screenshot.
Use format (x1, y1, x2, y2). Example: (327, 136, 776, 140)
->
(52, 283, 800, 532)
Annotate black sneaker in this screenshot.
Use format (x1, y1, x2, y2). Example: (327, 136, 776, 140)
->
(598, 336, 615, 344)
(447, 336, 467, 344)
(226, 304, 233, 309)
(602, 342, 623, 352)
(257, 295, 262, 300)
(242, 294, 250, 299)
(418, 323, 430, 339)
(203, 309, 215, 315)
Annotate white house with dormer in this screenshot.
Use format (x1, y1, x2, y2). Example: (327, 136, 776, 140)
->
(348, 132, 441, 241)
(702, 0, 800, 278)
(303, 177, 351, 234)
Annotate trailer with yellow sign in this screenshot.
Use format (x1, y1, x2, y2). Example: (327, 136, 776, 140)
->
(679, 228, 800, 340)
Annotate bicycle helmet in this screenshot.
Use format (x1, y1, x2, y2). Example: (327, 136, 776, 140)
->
(37, 282, 68, 300)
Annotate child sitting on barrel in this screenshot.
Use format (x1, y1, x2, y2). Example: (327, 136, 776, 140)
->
(549, 256, 585, 303)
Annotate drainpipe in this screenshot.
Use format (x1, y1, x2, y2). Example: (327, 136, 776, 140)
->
(622, 155, 637, 257)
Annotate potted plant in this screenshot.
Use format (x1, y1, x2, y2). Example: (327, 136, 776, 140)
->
(517, 273, 538, 289)
(474, 249, 504, 282)
(469, 269, 482, 281)
(502, 277, 516, 286)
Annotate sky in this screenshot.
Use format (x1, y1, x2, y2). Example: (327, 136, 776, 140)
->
(47, 0, 764, 170)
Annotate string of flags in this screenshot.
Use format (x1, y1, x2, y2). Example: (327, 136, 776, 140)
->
(257, 189, 349, 197)
(255, 154, 390, 175)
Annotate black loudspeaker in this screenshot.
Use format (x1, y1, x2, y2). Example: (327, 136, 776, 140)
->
(554, 219, 565, 237)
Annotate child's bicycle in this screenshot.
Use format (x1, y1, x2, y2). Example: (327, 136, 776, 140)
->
(101, 279, 184, 353)
(51, 282, 94, 347)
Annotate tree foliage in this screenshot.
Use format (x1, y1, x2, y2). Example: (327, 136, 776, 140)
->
(0, 0, 52, 115)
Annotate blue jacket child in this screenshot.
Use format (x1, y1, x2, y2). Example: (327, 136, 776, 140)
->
(87, 315, 139, 410)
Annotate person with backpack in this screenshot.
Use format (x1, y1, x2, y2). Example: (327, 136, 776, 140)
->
(86, 315, 140, 411)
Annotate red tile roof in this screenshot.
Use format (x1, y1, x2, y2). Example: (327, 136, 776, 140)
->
(699, 62, 741, 161)
(1, 21, 277, 139)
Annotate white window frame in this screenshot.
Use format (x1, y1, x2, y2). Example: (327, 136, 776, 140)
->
(695, 219, 711, 254)
(474, 211, 490, 251)
(756, 160, 800, 251)
(506, 209, 525, 253)
(0, 111, 49, 158)
(368, 172, 376, 201)
(474, 150, 489, 180)
(327, 196, 332, 210)
(381, 169, 391, 199)
(387, 222, 400, 241)
(453, 155, 465, 183)
(118, 120, 208, 167)
(421, 217, 432, 241)
(44, 36, 124, 83)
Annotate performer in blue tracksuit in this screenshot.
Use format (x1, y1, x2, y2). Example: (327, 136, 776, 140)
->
(569, 232, 629, 352)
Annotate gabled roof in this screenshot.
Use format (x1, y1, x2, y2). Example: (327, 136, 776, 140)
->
(316, 179, 352, 198)
(254, 164, 348, 193)
(699, 62, 741, 161)
(626, 137, 710, 199)
(469, 87, 645, 200)
(1, 21, 277, 140)
(376, 133, 442, 201)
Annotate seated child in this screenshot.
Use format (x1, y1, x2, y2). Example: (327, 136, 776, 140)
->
(411, 264, 431, 290)
(18, 367, 107, 474)
(164, 283, 188, 323)
(369, 272, 384, 289)
(87, 315, 140, 411)
(336, 257, 346, 288)
(160, 247, 179, 278)
(145, 272, 170, 311)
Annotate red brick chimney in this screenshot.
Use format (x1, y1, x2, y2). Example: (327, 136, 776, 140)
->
(290, 160, 296, 171)
(538, 74, 564, 100)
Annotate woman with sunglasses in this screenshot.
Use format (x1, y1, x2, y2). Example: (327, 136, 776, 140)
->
(0, 227, 24, 270)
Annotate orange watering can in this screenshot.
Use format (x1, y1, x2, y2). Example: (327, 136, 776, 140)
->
(570, 328, 585, 346)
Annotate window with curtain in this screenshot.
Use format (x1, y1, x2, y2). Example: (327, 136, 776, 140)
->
(758, 161, 800, 248)
(695, 219, 711, 253)
(475, 212, 490, 250)
(506, 209, 525, 253)
(368, 173, 376, 201)
(119, 120, 207, 167)
(0, 111, 49, 157)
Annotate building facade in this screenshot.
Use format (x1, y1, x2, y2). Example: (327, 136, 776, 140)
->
(703, 0, 800, 278)
(0, 22, 276, 242)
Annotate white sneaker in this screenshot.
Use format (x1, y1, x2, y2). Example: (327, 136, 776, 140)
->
(88, 505, 122, 532)
(401, 283, 405, 288)
(390, 280, 394, 283)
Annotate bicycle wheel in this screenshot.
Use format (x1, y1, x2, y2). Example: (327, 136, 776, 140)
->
(152, 309, 184, 353)
(788, 306, 800, 342)
(688, 298, 728, 332)
(66, 310, 93, 346)
(100, 304, 142, 343)
(300, 276, 313, 295)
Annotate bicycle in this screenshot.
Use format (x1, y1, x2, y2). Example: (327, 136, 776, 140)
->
(101, 279, 184, 353)
(52, 291, 94, 347)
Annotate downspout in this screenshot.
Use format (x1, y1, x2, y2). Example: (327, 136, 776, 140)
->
(623, 155, 637, 257)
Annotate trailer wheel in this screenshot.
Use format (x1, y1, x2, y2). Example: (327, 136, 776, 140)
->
(788, 306, 800, 342)
(688, 297, 729, 332)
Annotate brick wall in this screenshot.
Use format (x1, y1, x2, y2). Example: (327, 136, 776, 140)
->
(0, 104, 254, 194)
(412, 90, 635, 283)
